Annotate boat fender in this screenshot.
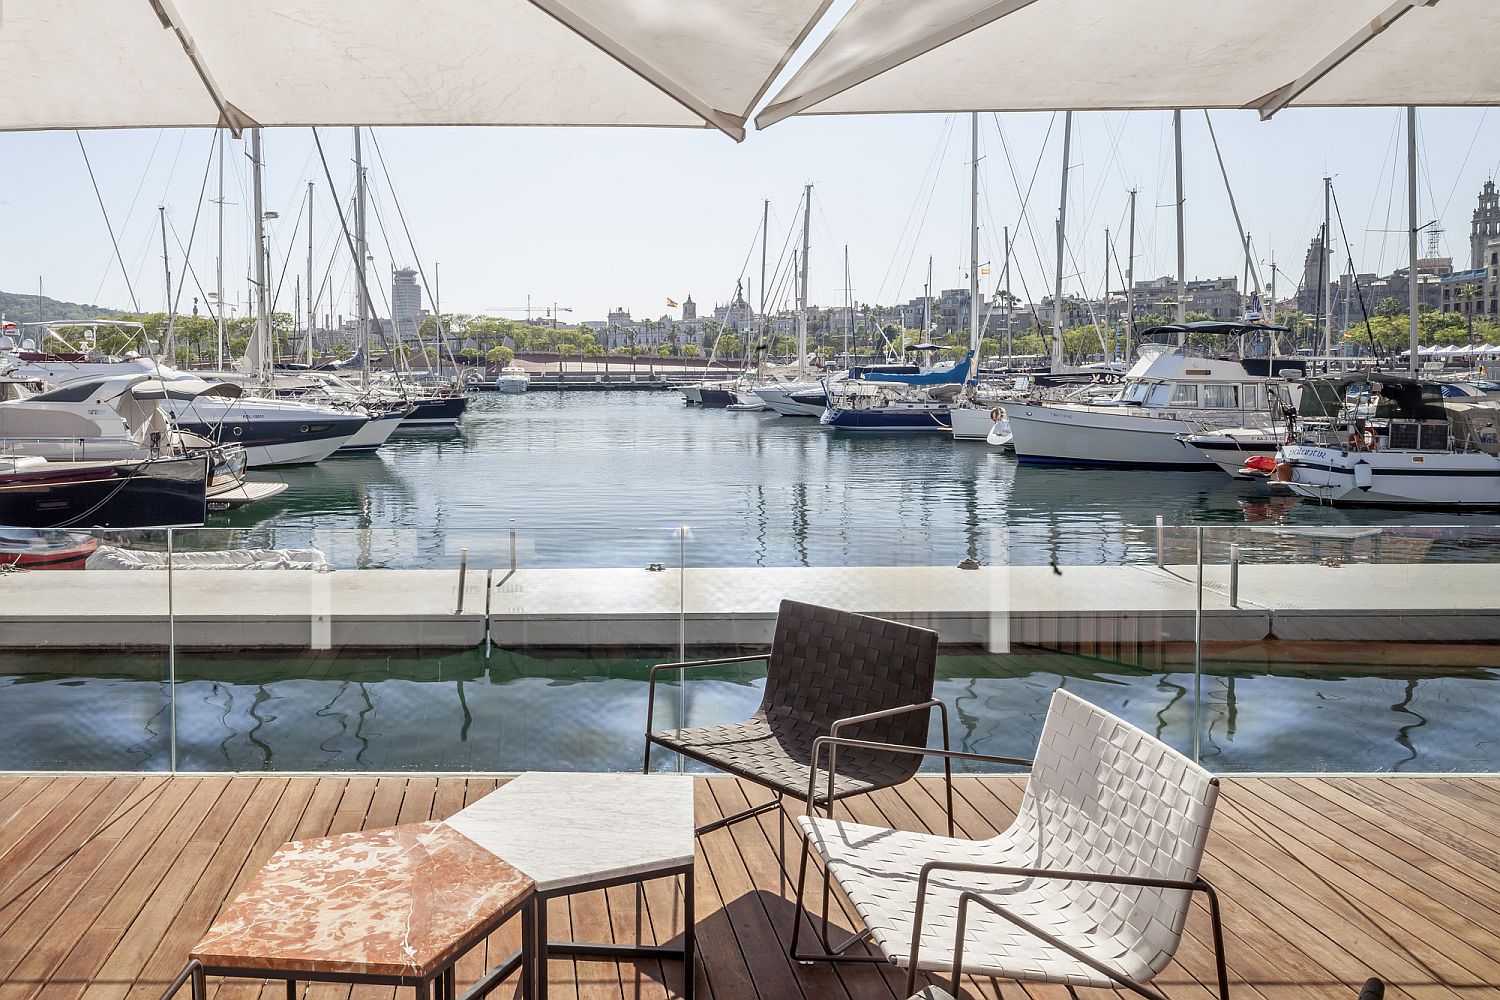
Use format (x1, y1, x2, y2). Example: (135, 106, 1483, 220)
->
(989, 407, 1003, 422)
(1353, 460, 1373, 491)
(1273, 461, 1294, 482)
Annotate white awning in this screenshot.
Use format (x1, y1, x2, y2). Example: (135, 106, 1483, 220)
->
(0, 0, 833, 141)
(758, 0, 1498, 127)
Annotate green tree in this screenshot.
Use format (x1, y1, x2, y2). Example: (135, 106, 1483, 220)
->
(657, 344, 674, 356)
(681, 343, 703, 358)
(485, 345, 515, 365)
(714, 333, 744, 358)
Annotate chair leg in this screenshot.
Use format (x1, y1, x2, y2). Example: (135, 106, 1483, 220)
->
(1203, 880, 1232, 1000)
(777, 793, 786, 897)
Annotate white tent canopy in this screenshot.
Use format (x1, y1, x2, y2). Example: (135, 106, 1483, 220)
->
(0, 0, 834, 140)
(758, 0, 1498, 127)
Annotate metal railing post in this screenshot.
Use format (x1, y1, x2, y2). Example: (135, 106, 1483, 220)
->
(1193, 526, 1204, 764)
(1229, 543, 1240, 609)
(455, 548, 468, 614)
(1156, 515, 1165, 569)
(167, 527, 177, 774)
(509, 518, 517, 574)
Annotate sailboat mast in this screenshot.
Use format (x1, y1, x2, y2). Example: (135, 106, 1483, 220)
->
(1174, 110, 1186, 333)
(1126, 188, 1136, 362)
(1103, 227, 1110, 358)
(1052, 110, 1072, 370)
(797, 183, 811, 378)
(306, 181, 315, 366)
(355, 127, 369, 388)
(1406, 106, 1419, 376)
(924, 256, 932, 338)
(843, 243, 851, 363)
(159, 206, 174, 362)
(760, 198, 769, 351)
(250, 128, 271, 379)
(1003, 224, 1012, 362)
(968, 112, 980, 364)
(1323, 175, 1333, 360)
(215, 129, 225, 369)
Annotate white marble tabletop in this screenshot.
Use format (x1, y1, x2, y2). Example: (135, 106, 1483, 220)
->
(445, 772, 696, 893)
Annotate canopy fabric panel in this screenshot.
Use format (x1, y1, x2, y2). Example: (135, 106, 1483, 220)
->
(757, 0, 1498, 126)
(0, 0, 834, 140)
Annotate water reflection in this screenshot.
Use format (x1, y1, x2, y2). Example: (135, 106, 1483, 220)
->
(1, 647, 1493, 773)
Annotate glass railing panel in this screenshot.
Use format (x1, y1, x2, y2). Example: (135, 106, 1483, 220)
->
(163, 524, 686, 772)
(1195, 524, 1500, 772)
(0, 528, 173, 771)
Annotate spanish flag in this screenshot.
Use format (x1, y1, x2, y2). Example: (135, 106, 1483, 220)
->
(666, 297, 679, 308)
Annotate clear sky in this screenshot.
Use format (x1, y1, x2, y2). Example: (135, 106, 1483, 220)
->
(0, 99, 1495, 325)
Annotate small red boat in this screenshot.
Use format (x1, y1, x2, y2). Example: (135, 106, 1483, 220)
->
(0, 528, 100, 570)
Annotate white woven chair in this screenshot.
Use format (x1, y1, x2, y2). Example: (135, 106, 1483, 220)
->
(790, 689, 1227, 1000)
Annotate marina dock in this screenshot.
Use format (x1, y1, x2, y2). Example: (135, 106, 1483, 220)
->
(3, 562, 1494, 651)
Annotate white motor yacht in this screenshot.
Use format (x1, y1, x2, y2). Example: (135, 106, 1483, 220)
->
(493, 366, 530, 394)
(1006, 322, 1301, 469)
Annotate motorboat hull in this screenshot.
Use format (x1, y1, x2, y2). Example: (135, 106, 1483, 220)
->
(172, 412, 367, 467)
(0, 454, 208, 528)
(1280, 444, 1500, 507)
(697, 386, 737, 408)
(950, 406, 1003, 441)
(0, 528, 100, 569)
(1006, 403, 1217, 469)
(335, 410, 405, 454)
(1180, 429, 1282, 478)
(820, 403, 953, 432)
(399, 395, 467, 426)
(754, 384, 826, 417)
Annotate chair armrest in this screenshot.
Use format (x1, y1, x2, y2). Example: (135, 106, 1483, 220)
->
(806, 733, 1032, 814)
(645, 654, 769, 739)
(908, 864, 1218, 998)
(829, 699, 942, 736)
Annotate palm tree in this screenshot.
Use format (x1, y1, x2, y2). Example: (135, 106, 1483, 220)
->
(1461, 282, 1483, 343)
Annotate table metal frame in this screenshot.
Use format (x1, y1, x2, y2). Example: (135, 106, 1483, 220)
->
(521, 862, 695, 1000)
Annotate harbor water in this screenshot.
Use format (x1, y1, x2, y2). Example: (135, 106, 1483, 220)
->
(3, 390, 1498, 775)
(217, 391, 1500, 568)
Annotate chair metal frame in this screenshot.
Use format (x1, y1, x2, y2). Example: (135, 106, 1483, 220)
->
(643, 654, 956, 843)
(789, 733, 1230, 1000)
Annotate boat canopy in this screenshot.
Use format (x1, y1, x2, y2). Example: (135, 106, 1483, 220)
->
(864, 352, 972, 386)
(130, 379, 244, 401)
(1296, 373, 1447, 421)
(1138, 321, 1291, 338)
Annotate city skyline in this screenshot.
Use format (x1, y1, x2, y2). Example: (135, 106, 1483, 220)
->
(1, 107, 1497, 327)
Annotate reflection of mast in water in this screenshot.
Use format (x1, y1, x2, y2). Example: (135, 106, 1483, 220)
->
(961, 468, 980, 565)
(792, 482, 808, 566)
(354, 682, 374, 767)
(456, 677, 473, 743)
(1390, 678, 1424, 772)
(245, 684, 276, 769)
(1155, 674, 1188, 745)
(752, 485, 769, 567)
(951, 675, 983, 754)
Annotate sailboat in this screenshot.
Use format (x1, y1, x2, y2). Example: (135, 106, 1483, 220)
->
(823, 115, 984, 432)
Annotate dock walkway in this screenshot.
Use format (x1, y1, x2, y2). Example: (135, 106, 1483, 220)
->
(3, 562, 1495, 650)
(0, 773, 1493, 1000)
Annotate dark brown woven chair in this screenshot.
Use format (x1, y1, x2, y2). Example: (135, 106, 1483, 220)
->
(643, 599, 953, 848)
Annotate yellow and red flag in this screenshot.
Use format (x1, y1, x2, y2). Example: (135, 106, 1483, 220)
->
(666, 297, 679, 308)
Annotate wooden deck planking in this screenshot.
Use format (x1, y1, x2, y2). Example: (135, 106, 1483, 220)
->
(0, 775, 1491, 1000)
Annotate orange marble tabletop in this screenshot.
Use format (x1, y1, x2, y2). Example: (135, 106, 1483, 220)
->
(192, 821, 532, 980)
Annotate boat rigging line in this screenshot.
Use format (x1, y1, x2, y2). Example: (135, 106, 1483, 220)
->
(1328, 182, 1385, 366)
(76, 131, 142, 314)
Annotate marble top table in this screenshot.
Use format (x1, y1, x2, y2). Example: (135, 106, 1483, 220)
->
(446, 772, 695, 892)
(448, 772, 697, 1000)
(192, 821, 533, 991)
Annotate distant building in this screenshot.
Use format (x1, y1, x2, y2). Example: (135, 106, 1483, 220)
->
(1471, 180, 1500, 271)
(681, 295, 697, 322)
(1442, 237, 1500, 322)
(1297, 234, 1331, 315)
(391, 267, 421, 341)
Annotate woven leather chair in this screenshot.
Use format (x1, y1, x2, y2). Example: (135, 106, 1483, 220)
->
(643, 599, 952, 841)
(792, 689, 1229, 1000)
